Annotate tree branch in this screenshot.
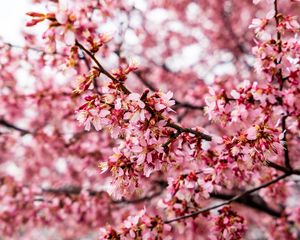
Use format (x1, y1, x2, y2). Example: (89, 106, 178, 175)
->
(164, 173, 291, 224)
(41, 182, 283, 218)
(273, 0, 292, 171)
(281, 116, 292, 170)
(0, 119, 31, 135)
(42, 185, 164, 205)
(211, 192, 282, 218)
(75, 40, 212, 142)
(265, 160, 290, 173)
(2, 41, 67, 57)
(166, 122, 212, 141)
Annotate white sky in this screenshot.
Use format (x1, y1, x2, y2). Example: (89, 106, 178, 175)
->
(0, 0, 31, 44)
(0, 0, 237, 83)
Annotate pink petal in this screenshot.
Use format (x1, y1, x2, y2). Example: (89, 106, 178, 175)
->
(64, 30, 75, 45)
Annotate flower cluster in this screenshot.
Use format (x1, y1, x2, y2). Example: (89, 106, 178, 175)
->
(265, 218, 297, 240)
(251, 10, 300, 80)
(26, 1, 108, 49)
(74, 79, 180, 197)
(214, 207, 246, 240)
(73, 68, 100, 95)
(111, 60, 140, 82)
(217, 120, 283, 169)
(86, 34, 112, 54)
(159, 170, 215, 218)
(204, 87, 231, 123)
(99, 209, 170, 240)
(205, 80, 279, 124)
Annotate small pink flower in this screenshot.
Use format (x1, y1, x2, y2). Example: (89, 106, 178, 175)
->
(127, 93, 145, 108)
(76, 108, 110, 131)
(249, 18, 269, 34)
(154, 91, 175, 112)
(230, 90, 240, 99)
(246, 126, 257, 140)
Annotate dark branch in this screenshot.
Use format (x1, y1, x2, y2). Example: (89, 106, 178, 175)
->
(166, 122, 212, 141)
(42, 183, 282, 218)
(211, 192, 282, 218)
(0, 119, 31, 135)
(164, 173, 291, 224)
(281, 116, 292, 170)
(42, 185, 164, 205)
(265, 160, 290, 173)
(273, 1, 291, 170)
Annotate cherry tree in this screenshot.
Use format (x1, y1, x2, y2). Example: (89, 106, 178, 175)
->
(0, 0, 300, 239)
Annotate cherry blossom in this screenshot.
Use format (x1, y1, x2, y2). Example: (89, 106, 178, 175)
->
(0, 0, 300, 239)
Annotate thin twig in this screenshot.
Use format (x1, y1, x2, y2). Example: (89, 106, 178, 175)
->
(0, 119, 31, 135)
(166, 122, 212, 141)
(281, 116, 292, 170)
(164, 173, 291, 223)
(2, 41, 67, 57)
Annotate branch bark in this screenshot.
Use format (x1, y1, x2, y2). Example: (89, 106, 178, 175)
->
(211, 192, 282, 218)
(0, 119, 31, 135)
(164, 173, 291, 224)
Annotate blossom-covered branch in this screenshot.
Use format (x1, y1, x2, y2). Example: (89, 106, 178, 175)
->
(1, 0, 300, 239)
(164, 172, 292, 223)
